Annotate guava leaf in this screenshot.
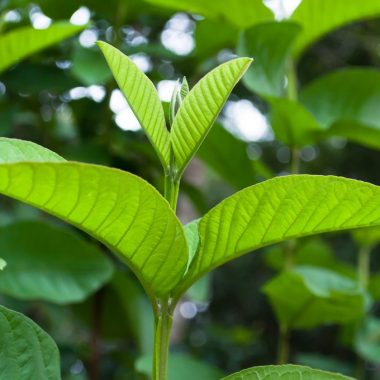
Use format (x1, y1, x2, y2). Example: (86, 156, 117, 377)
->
(97, 41, 171, 169)
(0, 138, 188, 299)
(0, 22, 84, 73)
(0, 305, 60, 379)
(221, 364, 354, 379)
(171, 57, 252, 176)
(0, 221, 114, 304)
(177, 175, 380, 294)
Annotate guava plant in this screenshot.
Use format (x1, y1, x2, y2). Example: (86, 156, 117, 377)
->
(2, 41, 380, 380)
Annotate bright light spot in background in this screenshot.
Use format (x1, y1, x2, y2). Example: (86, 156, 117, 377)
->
(179, 301, 198, 319)
(130, 53, 152, 73)
(223, 100, 272, 142)
(70, 7, 91, 26)
(79, 29, 98, 48)
(4, 10, 21, 23)
(68, 86, 105, 103)
(264, 0, 302, 19)
(157, 80, 177, 102)
(122, 26, 149, 47)
(110, 90, 141, 131)
(30, 10, 52, 29)
(161, 13, 195, 55)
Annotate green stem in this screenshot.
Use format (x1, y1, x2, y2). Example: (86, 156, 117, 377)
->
(358, 245, 371, 290)
(277, 324, 290, 364)
(153, 299, 173, 380)
(164, 174, 180, 212)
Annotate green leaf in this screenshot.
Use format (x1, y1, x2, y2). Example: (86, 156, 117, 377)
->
(0, 138, 188, 299)
(0, 305, 60, 379)
(97, 41, 171, 169)
(0, 220, 114, 304)
(197, 123, 258, 189)
(291, 0, 380, 57)
(352, 225, 380, 247)
(238, 22, 301, 98)
(177, 175, 380, 295)
(136, 353, 224, 380)
(0, 22, 84, 74)
(221, 364, 354, 380)
(145, 0, 273, 29)
(263, 266, 367, 328)
(355, 317, 380, 363)
(171, 57, 252, 177)
(268, 98, 321, 147)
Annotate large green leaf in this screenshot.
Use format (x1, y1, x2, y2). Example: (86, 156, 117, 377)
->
(0, 305, 60, 379)
(222, 364, 354, 380)
(291, 0, 380, 57)
(238, 22, 301, 98)
(0, 138, 188, 299)
(144, 0, 273, 29)
(263, 266, 367, 328)
(97, 41, 171, 169)
(0, 221, 114, 304)
(0, 22, 84, 74)
(176, 175, 380, 294)
(171, 57, 252, 177)
(268, 98, 321, 147)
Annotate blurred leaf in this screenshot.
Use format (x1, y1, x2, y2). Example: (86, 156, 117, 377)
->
(296, 353, 353, 376)
(177, 175, 380, 295)
(0, 220, 114, 304)
(291, 0, 380, 57)
(355, 317, 380, 363)
(0, 138, 188, 299)
(145, 0, 273, 29)
(369, 274, 380, 300)
(352, 225, 380, 247)
(71, 45, 112, 86)
(197, 123, 257, 189)
(171, 57, 252, 177)
(268, 98, 321, 147)
(222, 364, 353, 379)
(136, 353, 224, 380)
(300, 68, 380, 149)
(98, 41, 171, 169)
(263, 266, 366, 329)
(187, 274, 211, 303)
(238, 22, 301, 98)
(0, 305, 60, 379)
(0, 22, 84, 74)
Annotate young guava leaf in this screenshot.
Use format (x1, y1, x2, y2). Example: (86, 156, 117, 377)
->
(221, 364, 354, 379)
(291, 0, 380, 58)
(170, 57, 252, 177)
(0, 22, 84, 73)
(0, 138, 188, 299)
(0, 220, 114, 304)
(176, 175, 380, 295)
(263, 266, 367, 329)
(238, 22, 301, 98)
(97, 41, 171, 169)
(0, 305, 60, 379)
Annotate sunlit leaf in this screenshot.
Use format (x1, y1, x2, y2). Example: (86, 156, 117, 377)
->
(238, 22, 301, 98)
(0, 305, 60, 379)
(0, 220, 114, 304)
(177, 175, 380, 294)
(263, 266, 367, 328)
(97, 41, 171, 169)
(0, 138, 188, 299)
(0, 22, 84, 73)
(221, 364, 354, 379)
(171, 57, 252, 176)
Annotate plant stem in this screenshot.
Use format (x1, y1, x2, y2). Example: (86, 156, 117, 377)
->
(358, 245, 371, 289)
(277, 324, 290, 364)
(153, 299, 173, 380)
(164, 173, 180, 212)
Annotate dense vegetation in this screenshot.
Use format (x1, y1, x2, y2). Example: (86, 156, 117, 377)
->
(1, 0, 380, 379)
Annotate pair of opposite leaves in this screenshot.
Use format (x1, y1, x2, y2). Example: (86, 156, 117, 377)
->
(2, 43, 380, 305)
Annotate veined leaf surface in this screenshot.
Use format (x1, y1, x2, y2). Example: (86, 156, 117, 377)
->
(98, 41, 171, 169)
(221, 364, 354, 380)
(171, 57, 252, 176)
(0, 305, 60, 379)
(177, 175, 380, 294)
(0, 138, 188, 298)
(0, 22, 84, 73)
